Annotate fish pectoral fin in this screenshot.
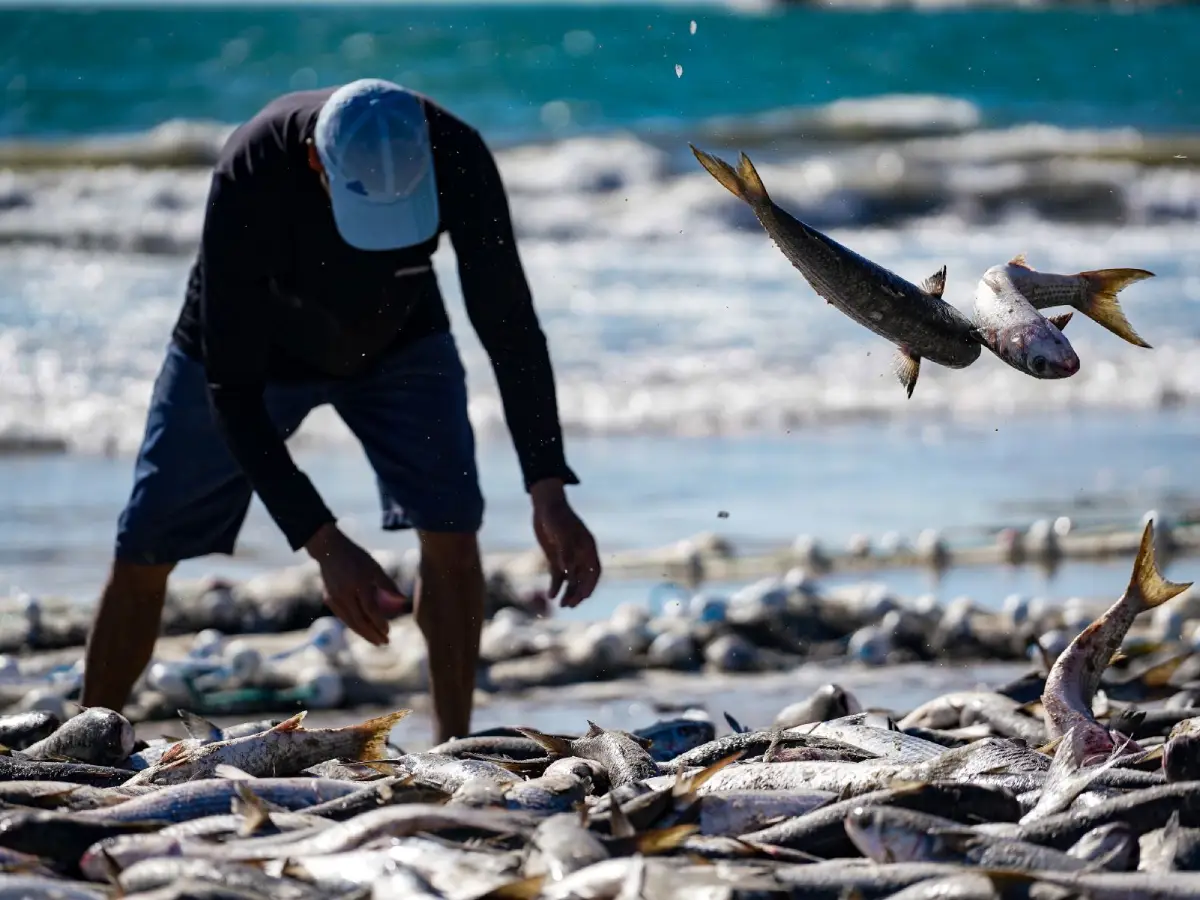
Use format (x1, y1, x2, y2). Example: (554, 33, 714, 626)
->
(1008, 252, 1033, 269)
(232, 783, 272, 837)
(723, 712, 747, 734)
(892, 349, 921, 399)
(1048, 311, 1074, 331)
(921, 265, 947, 298)
(514, 727, 572, 758)
(677, 750, 745, 798)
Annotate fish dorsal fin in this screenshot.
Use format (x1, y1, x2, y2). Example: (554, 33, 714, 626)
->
(585, 721, 605, 739)
(271, 711, 308, 732)
(921, 265, 947, 298)
(177, 709, 222, 742)
(1008, 252, 1032, 270)
(1048, 312, 1073, 332)
(158, 742, 190, 766)
(514, 727, 572, 758)
(609, 797, 636, 839)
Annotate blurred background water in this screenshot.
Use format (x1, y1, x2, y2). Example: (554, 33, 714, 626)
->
(1, 1, 1198, 615)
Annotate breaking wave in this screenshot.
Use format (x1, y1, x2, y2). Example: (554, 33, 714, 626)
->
(3, 93, 1200, 456)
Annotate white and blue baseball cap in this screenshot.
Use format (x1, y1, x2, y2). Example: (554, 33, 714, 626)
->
(313, 78, 440, 252)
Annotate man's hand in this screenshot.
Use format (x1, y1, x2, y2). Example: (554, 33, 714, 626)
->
(531, 479, 601, 609)
(305, 523, 409, 646)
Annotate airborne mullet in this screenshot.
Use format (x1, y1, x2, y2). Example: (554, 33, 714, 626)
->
(690, 144, 983, 397)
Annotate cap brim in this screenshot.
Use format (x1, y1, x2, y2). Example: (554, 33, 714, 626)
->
(328, 168, 440, 252)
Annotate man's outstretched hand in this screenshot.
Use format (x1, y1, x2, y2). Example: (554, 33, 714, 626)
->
(305, 523, 409, 646)
(531, 479, 601, 609)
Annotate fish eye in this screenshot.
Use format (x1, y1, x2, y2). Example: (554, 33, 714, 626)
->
(1032, 356, 1047, 374)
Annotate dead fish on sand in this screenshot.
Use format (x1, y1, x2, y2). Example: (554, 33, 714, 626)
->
(690, 144, 982, 398)
(1042, 520, 1192, 764)
(125, 709, 409, 786)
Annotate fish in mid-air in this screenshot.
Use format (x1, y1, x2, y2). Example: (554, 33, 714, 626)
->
(689, 144, 982, 398)
(971, 261, 1081, 379)
(998, 252, 1155, 347)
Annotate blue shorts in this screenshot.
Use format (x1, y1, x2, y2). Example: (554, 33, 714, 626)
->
(115, 332, 485, 565)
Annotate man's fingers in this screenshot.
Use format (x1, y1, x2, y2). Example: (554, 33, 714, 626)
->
(330, 591, 379, 646)
(357, 588, 390, 645)
(562, 538, 601, 608)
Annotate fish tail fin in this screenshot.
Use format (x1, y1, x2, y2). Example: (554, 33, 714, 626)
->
(1076, 268, 1155, 348)
(635, 824, 699, 855)
(477, 875, 546, 900)
(689, 144, 770, 207)
(514, 727, 573, 757)
(350, 709, 412, 762)
(735, 153, 770, 205)
(1129, 520, 1192, 613)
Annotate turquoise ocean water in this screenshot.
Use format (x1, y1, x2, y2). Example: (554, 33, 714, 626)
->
(1, 3, 1199, 616)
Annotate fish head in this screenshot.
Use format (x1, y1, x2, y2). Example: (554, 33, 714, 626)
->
(998, 319, 1080, 380)
(843, 805, 927, 864)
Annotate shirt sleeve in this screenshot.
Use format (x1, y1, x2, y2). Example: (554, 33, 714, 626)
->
(198, 151, 336, 552)
(440, 120, 580, 491)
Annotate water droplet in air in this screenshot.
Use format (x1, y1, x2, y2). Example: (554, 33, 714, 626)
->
(675, 64, 683, 78)
(690, 20, 697, 34)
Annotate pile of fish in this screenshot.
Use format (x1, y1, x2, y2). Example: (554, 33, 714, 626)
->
(0, 522, 1197, 897)
(690, 144, 1154, 398)
(0, 565, 540, 654)
(5, 520, 1200, 724)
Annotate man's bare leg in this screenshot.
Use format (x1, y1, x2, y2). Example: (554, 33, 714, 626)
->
(413, 531, 486, 744)
(81, 560, 174, 712)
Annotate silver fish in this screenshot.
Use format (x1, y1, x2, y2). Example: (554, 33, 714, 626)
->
(517, 722, 659, 787)
(971, 262, 1080, 379)
(0, 710, 61, 750)
(21, 707, 135, 767)
(176, 803, 539, 861)
(690, 144, 983, 398)
(280, 835, 523, 897)
(76, 776, 362, 823)
(773, 684, 860, 730)
(1001, 251, 1154, 347)
(1042, 520, 1191, 763)
(125, 709, 408, 786)
(844, 804, 1092, 871)
(370, 753, 521, 794)
(793, 717, 946, 764)
(116, 858, 327, 900)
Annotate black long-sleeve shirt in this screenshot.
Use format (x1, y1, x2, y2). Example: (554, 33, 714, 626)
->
(171, 87, 578, 552)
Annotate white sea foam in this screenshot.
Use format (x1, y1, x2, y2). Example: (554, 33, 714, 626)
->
(2, 98, 1199, 456)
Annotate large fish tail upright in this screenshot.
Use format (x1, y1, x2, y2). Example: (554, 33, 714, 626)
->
(689, 144, 770, 210)
(1077, 268, 1155, 348)
(1127, 520, 1192, 613)
(346, 710, 411, 762)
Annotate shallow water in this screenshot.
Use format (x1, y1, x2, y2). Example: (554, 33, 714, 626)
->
(1, 3, 1198, 612)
